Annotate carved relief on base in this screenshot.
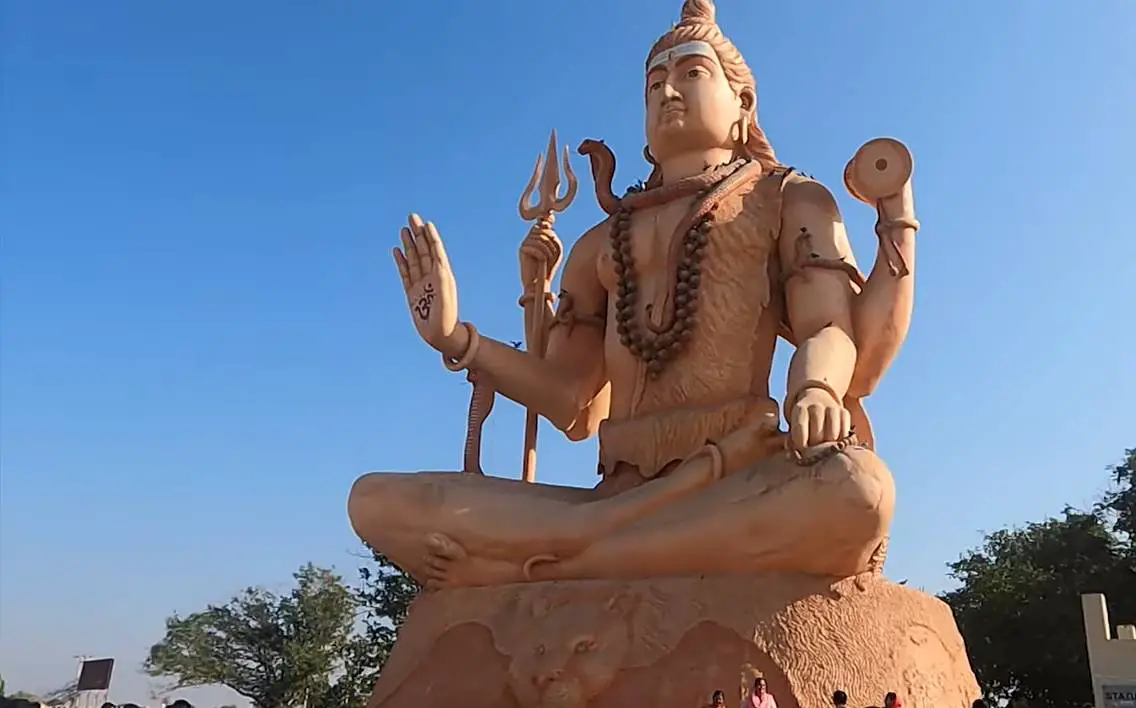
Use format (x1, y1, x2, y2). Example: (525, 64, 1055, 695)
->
(368, 574, 980, 708)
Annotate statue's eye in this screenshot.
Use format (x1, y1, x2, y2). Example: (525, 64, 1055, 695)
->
(687, 67, 706, 80)
(648, 80, 664, 93)
(535, 644, 546, 656)
(574, 639, 595, 654)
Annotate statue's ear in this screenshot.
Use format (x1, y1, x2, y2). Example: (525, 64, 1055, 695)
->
(738, 87, 756, 113)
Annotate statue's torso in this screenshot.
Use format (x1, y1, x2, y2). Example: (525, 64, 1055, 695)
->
(593, 170, 788, 479)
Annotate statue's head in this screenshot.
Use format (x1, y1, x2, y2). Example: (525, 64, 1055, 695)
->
(643, 0, 779, 184)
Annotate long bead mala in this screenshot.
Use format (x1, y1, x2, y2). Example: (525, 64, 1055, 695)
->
(611, 162, 746, 379)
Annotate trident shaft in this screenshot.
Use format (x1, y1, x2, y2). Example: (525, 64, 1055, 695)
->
(518, 130, 577, 483)
(458, 131, 577, 483)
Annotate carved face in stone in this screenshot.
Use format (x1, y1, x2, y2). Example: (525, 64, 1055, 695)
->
(501, 591, 639, 708)
(644, 40, 750, 163)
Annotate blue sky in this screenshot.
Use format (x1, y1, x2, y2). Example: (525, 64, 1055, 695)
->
(2, 1, 1134, 705)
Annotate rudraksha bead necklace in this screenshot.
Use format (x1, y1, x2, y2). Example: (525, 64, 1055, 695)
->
(612, 159, 748, 378)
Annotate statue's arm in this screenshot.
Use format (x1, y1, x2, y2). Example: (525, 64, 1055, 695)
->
(451, 226, 608, 438)
(847, 182, 918, 399)
(778, 178, 859, 408)
(544, 226, 610, 440)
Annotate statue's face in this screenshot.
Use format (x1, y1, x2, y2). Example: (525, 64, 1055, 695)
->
(645, 41, 744, 162)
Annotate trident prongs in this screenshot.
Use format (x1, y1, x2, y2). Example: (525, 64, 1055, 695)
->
(518, 129, 578, 222)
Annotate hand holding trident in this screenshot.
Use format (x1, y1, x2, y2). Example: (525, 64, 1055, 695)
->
(516, 130, 577, 482)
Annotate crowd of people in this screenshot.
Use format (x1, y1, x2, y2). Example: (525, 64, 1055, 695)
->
(703, 677, 1024, 708)
(701, 678, 905, 708)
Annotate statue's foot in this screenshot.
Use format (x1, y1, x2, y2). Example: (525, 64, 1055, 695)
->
(423, 533, 525, 589)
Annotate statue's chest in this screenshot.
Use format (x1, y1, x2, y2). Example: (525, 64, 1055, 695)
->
(596, 198, 688, 292)
(597, 193, 776, 296)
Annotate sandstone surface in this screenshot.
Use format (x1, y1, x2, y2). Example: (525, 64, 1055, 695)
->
(367, 574, 980, 708)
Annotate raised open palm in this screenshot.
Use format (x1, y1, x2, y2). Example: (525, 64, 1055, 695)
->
(393, 214, 460, 353)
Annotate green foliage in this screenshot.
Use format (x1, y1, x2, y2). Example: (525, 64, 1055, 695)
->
(333, 547, 421, 703)
(1099, 447, 1136, 551)
(145, 564, 359, 708)
(941, 447, 1136, 708)
(143, 550, 419, 708)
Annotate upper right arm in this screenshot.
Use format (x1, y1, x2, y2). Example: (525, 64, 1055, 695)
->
(545, 224, 610, 439)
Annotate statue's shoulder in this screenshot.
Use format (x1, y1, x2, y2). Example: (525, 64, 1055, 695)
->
(565, 217, 613, 259)
(779, 167, 842, 216)
(743, 165, 829, 202)
(738, 166, 838, 233)
(780, 167, 831, 191)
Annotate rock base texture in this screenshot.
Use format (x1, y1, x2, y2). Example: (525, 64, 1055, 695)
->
(367, 574, 980, 708)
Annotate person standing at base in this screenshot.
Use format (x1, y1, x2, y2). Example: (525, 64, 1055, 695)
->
(748, 677, 777, 708)
(832, 689, 848, 707)
(704, 690, 727, 707)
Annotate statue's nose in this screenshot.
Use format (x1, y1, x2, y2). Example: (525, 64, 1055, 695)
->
(535, 668, 563, 688)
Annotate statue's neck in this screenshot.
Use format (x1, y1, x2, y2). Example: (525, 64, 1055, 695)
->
(659, 148, 736, 184)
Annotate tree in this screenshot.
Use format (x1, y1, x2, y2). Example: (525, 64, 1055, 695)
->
(355, 548, 419, 664)
(145, 564, 359, 708)
(941, 447, 1136, 708)
(1099, 447, 1136, 551)
(331, 547, 420, 704)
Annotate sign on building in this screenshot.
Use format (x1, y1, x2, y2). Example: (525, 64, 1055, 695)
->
(1104, 685, 1136, 708)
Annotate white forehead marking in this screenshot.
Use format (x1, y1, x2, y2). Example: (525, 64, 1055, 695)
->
(647, 40, 717, 73)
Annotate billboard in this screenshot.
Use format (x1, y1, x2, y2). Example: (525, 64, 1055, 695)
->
(75, 657, 115, 692)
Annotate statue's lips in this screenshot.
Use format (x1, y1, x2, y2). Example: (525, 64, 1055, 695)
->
(658, 106, 686, 126)
(540, 679, 584, 708)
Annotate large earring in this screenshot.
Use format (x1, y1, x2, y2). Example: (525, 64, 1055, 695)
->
(735, 115, 750, 145)
(643, 145, 658, 165)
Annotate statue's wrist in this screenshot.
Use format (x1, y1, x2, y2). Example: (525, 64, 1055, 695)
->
(878, 190, 915, 219)
(440, 323, 478, 370)
(876, 194, 919, 234)
(516, 288, 555, 309)
(875, 214, 920, 238)
(786, 379, 841, 410)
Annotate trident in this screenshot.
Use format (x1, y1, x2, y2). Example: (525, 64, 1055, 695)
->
(516, 130, 577, 483)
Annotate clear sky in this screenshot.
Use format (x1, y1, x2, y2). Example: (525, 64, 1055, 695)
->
(2, 1, 1134, 705)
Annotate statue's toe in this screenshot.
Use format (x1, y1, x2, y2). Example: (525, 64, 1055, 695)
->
(425, 532, 467, 562)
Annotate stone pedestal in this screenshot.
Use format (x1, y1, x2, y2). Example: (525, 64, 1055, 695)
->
(367, 574, 980, 708)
